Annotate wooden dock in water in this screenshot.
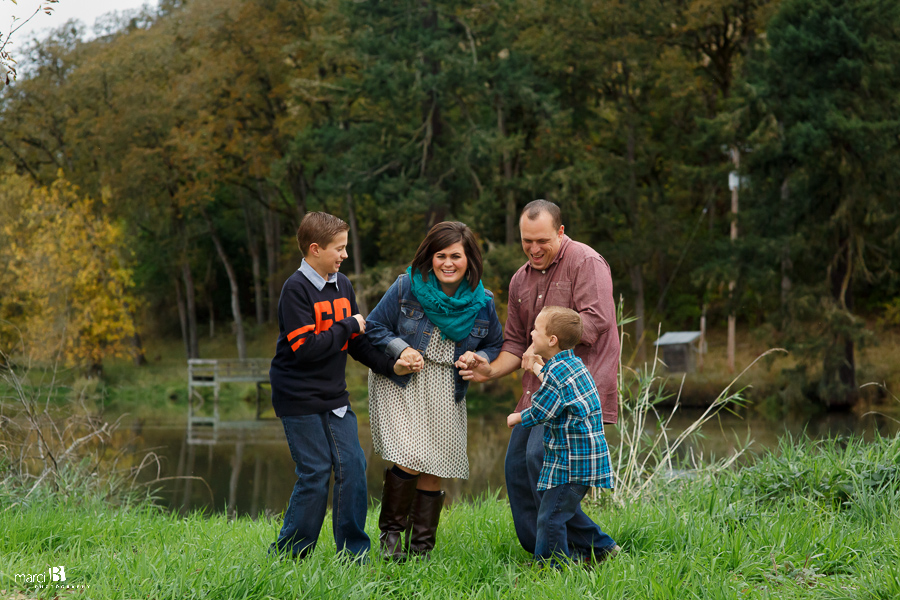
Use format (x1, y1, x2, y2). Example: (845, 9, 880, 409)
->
(187, 358, 275, 445)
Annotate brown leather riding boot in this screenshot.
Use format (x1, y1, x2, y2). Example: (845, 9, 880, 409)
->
(406, 489, 445, 559)
(377, 468, 419, 560)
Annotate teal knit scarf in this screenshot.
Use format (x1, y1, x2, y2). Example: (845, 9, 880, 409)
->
(407, 266, 489, 343)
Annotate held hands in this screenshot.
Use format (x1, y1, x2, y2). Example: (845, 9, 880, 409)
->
(353, 314, 366, 334)
(506, 412, 522, 429)
(531, 355, 545, 381)
(393, 357, 414, 376)
(455, 351, 491, 382)
(521, 344, 541, 373)
(399, 347, 424, 373)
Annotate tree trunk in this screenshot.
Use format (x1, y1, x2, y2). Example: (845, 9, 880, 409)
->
(175, 275, 190, 359)
(630, 264, 646, 364)
(346, 189, 368, 314)
(780, 178, 792, 323)
(287, 162, 308, 225)
(498, 102, 516, 246)
(263, 203, 280, 323)
(621, 120, 647, 364)
(131, 330, 147, 366)
(202, 257, 216, 339)
(421, 3, 442, 179)
(727, 148, 740, 374)
(204, 213, 247, 360)
(182, 261, 199, 359)
(243, 200, 265, 326)
(626, 121, 639, 223)
(125, 301, 147, 366)
(781, 251, 792, 319)
(654, 251, 669, 315)
(827, 240, 857, 406)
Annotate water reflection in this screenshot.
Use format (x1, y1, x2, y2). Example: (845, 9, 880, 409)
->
(129, 406, 899, 517)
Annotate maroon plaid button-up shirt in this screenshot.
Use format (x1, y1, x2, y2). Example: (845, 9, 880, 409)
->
(502, 235, 620, 424)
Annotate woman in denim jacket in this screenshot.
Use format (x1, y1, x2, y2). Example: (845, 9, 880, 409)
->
(366, 221, 503, 560)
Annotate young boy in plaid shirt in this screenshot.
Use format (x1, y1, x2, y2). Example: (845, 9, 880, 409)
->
(507, 306, 619, 566)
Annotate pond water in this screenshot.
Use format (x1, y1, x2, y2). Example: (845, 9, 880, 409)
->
(124, 403, 900, 518)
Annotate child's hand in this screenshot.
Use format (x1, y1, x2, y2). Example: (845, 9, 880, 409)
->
(393, 358, 414, 376)
(521, 343, 541, 372)
(531, 356, 545, 381)
(354, 314, 366, 333)
(507, 412, 522, 429)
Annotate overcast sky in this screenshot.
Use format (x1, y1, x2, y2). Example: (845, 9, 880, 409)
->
(2, 0, 157, 46)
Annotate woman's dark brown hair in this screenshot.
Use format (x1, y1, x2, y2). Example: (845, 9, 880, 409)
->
(410, 221, 483, 292)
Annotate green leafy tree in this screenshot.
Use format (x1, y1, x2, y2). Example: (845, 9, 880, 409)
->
(744, 0, 900, 405)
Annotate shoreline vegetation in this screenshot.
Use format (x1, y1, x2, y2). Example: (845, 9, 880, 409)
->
(2, 433, 899, 599)
(4, 323, 899, 427)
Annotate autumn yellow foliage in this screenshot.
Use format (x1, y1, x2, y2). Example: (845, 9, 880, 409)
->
(0, 171, 137, 370)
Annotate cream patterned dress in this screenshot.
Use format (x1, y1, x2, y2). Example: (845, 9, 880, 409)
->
(368, 328, 469, 479)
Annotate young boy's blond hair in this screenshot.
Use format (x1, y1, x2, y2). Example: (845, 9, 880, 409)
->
(540, 306, 583, 350)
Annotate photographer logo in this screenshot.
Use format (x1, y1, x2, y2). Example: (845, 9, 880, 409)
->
(13, 566, 88, 590)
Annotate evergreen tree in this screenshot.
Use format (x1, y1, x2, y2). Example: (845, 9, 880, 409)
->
(745, 0, 900, 405)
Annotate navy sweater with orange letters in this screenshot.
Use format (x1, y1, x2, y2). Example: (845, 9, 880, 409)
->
(269, 269, 394, 417)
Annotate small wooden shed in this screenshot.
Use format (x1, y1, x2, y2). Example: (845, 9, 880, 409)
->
(654, 331, 703, 373)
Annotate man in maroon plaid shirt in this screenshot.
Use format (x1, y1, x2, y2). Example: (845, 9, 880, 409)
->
(457, 199, 620, 563)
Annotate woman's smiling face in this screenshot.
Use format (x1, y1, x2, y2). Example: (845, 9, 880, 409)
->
(432, 242, 468, 294)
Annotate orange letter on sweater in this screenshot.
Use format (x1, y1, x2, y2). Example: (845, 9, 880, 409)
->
(314, 301, 334, 334)
(333, 298, 351, 321)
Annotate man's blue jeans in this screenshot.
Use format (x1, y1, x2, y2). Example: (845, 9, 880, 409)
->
(505, 423, 616, 559)
(534, 483, 590, 565)
(271, 410, 370, 559)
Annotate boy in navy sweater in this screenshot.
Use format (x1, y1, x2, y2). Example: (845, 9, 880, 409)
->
(270, 212, 412, 560)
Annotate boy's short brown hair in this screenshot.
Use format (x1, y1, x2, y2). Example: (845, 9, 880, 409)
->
(296, 212, 349, 257)
(540, 306, 583, 350)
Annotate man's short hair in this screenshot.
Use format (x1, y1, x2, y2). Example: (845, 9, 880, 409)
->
(540, 306, 582, 350)
(521, 199, 562, 230)
(296, 212, 349, 257)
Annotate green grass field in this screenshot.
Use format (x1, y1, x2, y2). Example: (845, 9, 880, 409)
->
(2, 434, 899, 599)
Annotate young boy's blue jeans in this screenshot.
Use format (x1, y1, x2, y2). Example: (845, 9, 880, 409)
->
(271, 409, 370, 559)
(506, 424, 617, 560)
(534, 482, 593, 565)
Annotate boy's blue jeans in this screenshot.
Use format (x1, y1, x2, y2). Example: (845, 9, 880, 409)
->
(505, 424, 616, 560)
(534, 483, 590, 565)
(271, 410, 370, 559)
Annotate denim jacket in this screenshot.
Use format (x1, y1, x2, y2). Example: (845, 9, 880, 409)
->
(366, 274, 504, 402)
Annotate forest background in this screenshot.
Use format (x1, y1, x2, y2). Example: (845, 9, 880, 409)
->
(1, 0, 898, 413)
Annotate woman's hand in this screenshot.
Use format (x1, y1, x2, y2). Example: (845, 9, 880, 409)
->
(399, 347, 424, 372)
(506, 412, 522, 429)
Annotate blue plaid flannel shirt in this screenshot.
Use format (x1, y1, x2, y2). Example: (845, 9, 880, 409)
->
(520, 349, 614, 491)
